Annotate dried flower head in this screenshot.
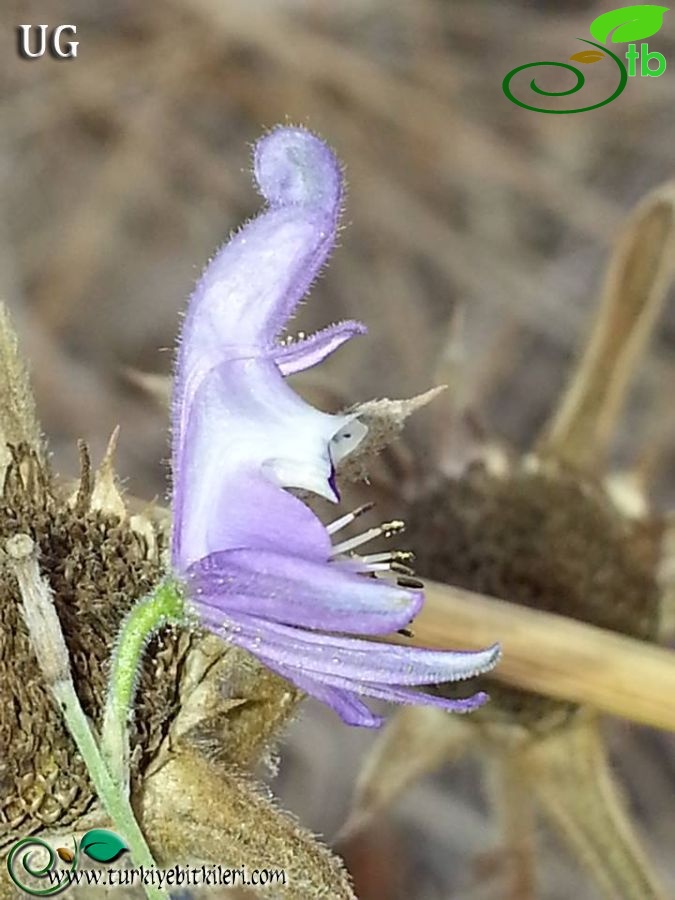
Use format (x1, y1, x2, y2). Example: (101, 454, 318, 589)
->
(0, 387, 184, 848)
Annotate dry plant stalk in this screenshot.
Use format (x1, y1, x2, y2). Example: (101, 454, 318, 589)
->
(537, 183, 675, 472)
(403, 579, 675, 734)
(346, 181, 675, 900)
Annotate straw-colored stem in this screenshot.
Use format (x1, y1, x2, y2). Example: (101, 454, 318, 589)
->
(488, 754, 537, 900)
(536, 183, 675, 473)
(530, 715, 666, 899)
(396, 579, 675, 733)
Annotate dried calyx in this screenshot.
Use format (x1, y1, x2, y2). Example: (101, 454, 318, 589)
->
(405, 459, 661, 731)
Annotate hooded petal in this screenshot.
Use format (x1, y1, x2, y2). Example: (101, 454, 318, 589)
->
(187, 547, 423, 634)
(172, 127, 368, 568)
(173, 126, 345, 461)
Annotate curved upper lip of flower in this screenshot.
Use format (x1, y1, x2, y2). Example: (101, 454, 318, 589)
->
(170, 125, 500, 727)
(171, 126, 368, 569)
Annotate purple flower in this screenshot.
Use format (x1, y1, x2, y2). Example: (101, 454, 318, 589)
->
(171, 126, 499, 727)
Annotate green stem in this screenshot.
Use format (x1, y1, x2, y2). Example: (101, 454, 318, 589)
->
(52, 678, 169, 900)
(101, 579, 185, 786)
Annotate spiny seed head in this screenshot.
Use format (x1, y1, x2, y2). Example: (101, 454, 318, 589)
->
(0, 445, 187, 848)
(405, 461, 661, 731)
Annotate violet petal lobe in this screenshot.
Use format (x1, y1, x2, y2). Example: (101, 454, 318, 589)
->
(266, 662, 490, 720)
(274, 320, 367, 376)
(196, 608, 500, 687)
(276, 670, 386, 728)
(187, 549, 422, 635)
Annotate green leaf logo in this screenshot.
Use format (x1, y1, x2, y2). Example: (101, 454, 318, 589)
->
(589, 5, 669, 43)
(80, 830, 128, 864)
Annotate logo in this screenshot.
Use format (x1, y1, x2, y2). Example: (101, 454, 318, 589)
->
(7, 829, 128, 896)
(503, 4, 668, 113)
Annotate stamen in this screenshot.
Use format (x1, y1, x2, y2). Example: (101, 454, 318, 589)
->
(344, 550, 416, 576)
(278, 330, 307, 347)
(390, 561, 416, 576)
(382, 520, 406, 537)
(359, 551, 414, 565)
(331, 520, 405, 556)
(355, 562, 394, 573)
(326, 502, 375, 535)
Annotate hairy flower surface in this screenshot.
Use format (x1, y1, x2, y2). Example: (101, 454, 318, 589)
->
(171, 126, 499, 727)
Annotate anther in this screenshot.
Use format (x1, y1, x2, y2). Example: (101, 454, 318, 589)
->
(331, 518, 407, 557)
(390, 561, 416, 576)
(397, 576, 424, 589)
(358, 550, 414, 565)
(381, 520, 405, 538)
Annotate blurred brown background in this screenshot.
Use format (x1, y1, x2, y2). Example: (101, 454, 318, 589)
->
(2, 1, 675, 897)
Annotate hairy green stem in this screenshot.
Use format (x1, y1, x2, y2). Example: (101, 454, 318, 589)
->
(102, 579, 186, 786)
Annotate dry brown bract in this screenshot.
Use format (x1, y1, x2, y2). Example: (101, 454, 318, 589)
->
(343, 183, 675, 899)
